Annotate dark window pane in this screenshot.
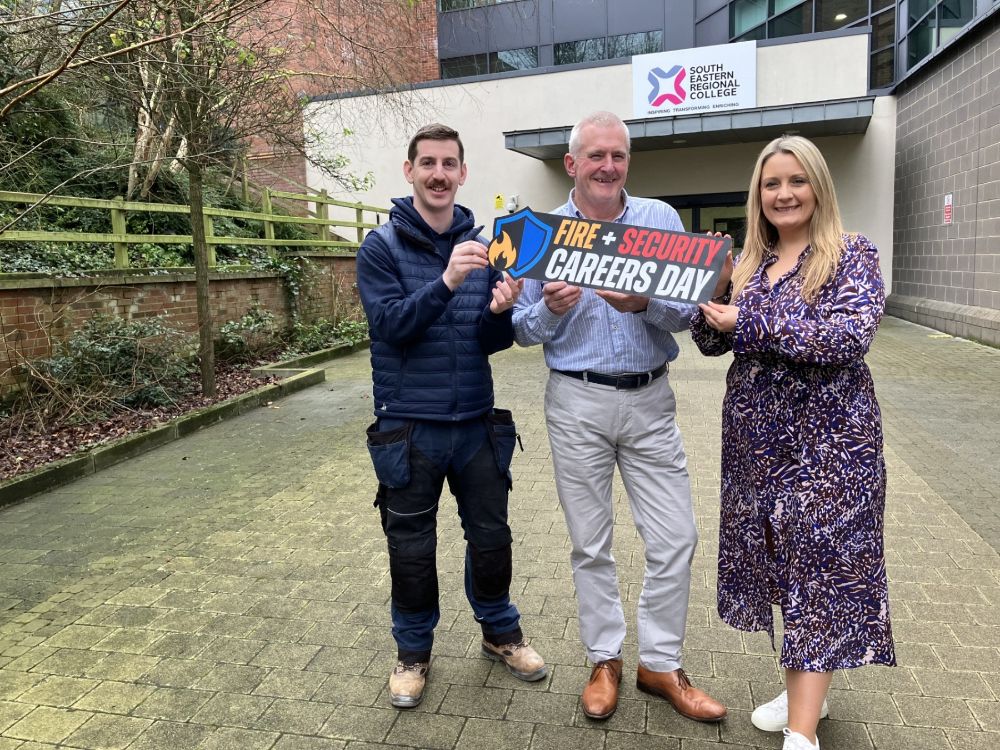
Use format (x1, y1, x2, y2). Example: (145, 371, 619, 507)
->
(492, 46, 539, 72)
(440, 54, 488, 78)
(906, 13, 936, 68)
(554, 37, 607, 65)
(439, 0, 476, 10)
(735, 24, 768, 41)
(816, 0, 867, 31)
(773, 0, 804, 12)
(768, 0, 813, 37)
(607, 30, 663, 58)
(872, 7, 895, 50)
(870, 46, 894, 87)
(872, 0, 892, 10)
(731, 0, 767, 37)
(940, 0, 973, 45)
(908, 0, 935, 26)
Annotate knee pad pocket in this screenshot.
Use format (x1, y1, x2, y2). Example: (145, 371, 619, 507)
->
(469, 544, 512, 601)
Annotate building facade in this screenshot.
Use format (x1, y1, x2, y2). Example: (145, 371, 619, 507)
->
(308, 1, 1000, 345)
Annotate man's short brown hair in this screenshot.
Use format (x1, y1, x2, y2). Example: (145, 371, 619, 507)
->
(408, 123, 464, 164)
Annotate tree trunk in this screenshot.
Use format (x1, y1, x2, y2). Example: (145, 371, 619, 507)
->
(187, 159, 216, 397)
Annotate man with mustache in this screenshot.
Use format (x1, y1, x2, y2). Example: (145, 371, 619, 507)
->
(513, 111, 729, 722)
(357, 123, 545, 709)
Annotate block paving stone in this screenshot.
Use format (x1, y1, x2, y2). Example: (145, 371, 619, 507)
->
(1, 317, 999, 748)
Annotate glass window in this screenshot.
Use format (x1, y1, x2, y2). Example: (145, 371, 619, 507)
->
(908, 0, 936, 26)
(907, 12, 936, 67)
(872, 0, 893, 10)
(735, 24, 768, 42)
(554, 37, 607, 65)
(939, 0, 974, 44)
(816, 0, 866, 31)
(607, 30, 663, 58)
(870, 47, 894, 88)
(872, 7, 895, 50)
(439, 0, 476, 10)
(492, 46, 539, 72)
(440, 54, 488, 78)
(731, 0, 767, 37)
(768, 0, 813, 36)
(773, 0, 805, 13)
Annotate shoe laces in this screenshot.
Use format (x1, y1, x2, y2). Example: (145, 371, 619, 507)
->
(394, 661, 427, 675)
(496, 640, 529, 655)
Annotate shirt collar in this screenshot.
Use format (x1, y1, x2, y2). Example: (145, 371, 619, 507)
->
(567, 188, 631, 223)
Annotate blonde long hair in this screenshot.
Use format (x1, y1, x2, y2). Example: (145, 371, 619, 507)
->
(732, 135, 844, 302)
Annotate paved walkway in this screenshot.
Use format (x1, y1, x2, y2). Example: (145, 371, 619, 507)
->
(1, 316, 998, 750)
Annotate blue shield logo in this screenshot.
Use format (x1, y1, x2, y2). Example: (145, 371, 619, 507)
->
(491, 208, 553, 278)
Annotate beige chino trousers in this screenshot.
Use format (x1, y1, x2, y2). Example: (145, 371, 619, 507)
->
(545, 370, 698, 671)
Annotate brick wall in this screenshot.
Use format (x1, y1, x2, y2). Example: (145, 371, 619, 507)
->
(244, 0, 440, 194)
(0, 255, 360, 394)
(890, 12, 1000, 346)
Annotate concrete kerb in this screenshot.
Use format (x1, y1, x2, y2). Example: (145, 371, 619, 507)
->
(0, 340, 368, 509)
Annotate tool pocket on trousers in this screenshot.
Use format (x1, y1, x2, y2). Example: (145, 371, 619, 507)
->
(366, 420, 411, 489)
(485, 408, 519, 487)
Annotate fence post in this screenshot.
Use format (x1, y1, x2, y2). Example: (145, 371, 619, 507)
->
(356, 203, 364, 245)
(204, 213, 216, 267)
(110, 196, 129, 269)
(241, 157, 250, 203)
(317, 190, 330, 242)
(262, 188, 275, 243)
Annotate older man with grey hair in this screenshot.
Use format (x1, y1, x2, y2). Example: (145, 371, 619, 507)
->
(513, 111, 729, 723)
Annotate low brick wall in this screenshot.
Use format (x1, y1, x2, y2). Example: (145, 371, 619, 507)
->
(0, 254, 360, 394)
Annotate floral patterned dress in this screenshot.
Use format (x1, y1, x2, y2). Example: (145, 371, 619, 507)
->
(691, 233, 895, 672)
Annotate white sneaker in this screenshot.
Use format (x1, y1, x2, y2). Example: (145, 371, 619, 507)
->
(751, 690, 829, 732)
(783, 728, 820, 749)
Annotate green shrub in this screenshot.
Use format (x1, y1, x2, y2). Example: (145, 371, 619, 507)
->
(284, 316, 369, 355)
(217, 306, 283, 364)
(16, 315, 197, 425)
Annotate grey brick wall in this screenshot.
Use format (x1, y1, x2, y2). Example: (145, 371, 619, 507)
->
(890, 11, 1000, 346)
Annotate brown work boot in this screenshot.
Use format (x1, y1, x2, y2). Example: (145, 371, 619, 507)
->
(388, 660, 429, 708)
(481, 639, 547, 681)
(636, 665, 727, 722)
(581, 658, 623, 720)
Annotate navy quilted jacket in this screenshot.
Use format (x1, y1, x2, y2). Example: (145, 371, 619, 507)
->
(357, 197, 514, 421)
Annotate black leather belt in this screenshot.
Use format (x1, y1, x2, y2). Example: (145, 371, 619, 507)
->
(555, 363, 667, 390)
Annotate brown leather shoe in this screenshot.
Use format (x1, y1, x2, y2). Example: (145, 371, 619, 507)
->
(581, 658, 623, 720)
(636, 665, 727, 722)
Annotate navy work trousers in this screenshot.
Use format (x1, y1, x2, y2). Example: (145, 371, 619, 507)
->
(369, 413, 521, 663)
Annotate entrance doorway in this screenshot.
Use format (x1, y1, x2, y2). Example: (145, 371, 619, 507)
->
(658, 191, 748, 251)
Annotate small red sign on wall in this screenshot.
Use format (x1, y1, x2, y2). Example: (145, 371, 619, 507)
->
(944, 193, 953, 225)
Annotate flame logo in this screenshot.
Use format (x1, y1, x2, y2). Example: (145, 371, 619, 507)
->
(488, 231, 517, 270)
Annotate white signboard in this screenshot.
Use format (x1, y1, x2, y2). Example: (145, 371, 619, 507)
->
(632, 41, 757, 119)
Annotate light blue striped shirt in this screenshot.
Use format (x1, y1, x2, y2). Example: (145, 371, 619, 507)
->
(512, 189, 695, 372)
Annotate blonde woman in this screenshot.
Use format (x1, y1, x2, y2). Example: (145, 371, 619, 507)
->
(691, 135, 894, 750)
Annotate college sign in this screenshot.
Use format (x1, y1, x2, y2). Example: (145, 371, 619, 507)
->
(488, 209, 730, 305)
(632, 41, 756, 119)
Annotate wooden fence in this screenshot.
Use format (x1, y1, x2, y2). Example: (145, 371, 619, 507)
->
(0, 189, 387, 270)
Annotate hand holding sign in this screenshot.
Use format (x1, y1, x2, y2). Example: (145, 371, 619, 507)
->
(487, 208, 731, 305)
(490, 273, 524, 314)
(542, 281, 582, 316)
(444, 240, 489, 291)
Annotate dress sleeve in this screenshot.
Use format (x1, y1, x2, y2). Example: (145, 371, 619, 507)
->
(733, 235, 885, 365)
(690, 306, 733, 356)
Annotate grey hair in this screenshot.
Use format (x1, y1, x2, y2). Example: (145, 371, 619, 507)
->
(567, 111, 631, 156)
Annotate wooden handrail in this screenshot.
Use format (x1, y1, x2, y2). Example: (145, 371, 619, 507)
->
(0, 189, 388, 271)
